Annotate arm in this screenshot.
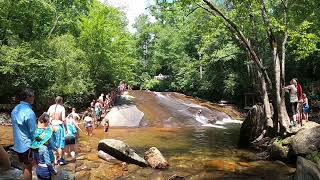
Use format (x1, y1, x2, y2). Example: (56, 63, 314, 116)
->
(61, 107, 66, 122)
(28, 111, 37, 139)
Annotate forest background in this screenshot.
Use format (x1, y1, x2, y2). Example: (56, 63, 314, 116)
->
(0, 0, 319, 110)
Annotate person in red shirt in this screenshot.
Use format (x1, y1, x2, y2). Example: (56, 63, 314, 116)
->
(295, 78, 303, 126)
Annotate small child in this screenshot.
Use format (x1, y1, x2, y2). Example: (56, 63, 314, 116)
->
(302, 93, 310, 122)
(103, 120, 109, 133)
(31, 112, 57, 180)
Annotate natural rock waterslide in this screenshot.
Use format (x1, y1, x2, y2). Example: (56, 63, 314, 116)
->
(103, 94, 144, 127)
(0, 90, 298, 179)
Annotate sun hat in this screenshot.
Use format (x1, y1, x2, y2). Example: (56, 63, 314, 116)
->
(30, 127, 53, 149)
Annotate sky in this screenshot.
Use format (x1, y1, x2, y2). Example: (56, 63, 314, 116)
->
(101, 0, 149, 33)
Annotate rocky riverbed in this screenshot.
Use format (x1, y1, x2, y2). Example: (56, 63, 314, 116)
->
(0, 91, 302, 179)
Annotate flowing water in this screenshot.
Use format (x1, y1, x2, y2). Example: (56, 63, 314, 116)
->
(0, 90, 295, 179)
(75, 91, 294, 180)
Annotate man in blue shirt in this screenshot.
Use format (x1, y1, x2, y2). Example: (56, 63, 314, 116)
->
(11, 88, 36, 180)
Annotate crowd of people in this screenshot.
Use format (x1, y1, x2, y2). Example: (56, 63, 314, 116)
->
(10, 90, 83, 179)
(284, 78, 310, 127)
(7, 82, 130, 180)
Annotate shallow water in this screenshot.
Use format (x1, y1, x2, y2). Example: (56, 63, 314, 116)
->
(76, 91, 295, 179)
(0, 91, 295, 179)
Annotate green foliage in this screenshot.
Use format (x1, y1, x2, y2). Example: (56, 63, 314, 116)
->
(0, 0, 136, 109)
(143, 79, 161, 90)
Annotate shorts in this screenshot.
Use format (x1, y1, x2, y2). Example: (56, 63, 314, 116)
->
(36, 166, 52, 180)
(291, 102, 298, 115)
(17, 149, 33, 165)
(303, 105, 310, 113)
(52, 124, 65, 149)
(65, 136, 76, 145)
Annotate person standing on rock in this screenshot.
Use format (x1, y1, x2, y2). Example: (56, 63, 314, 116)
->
(47, 96, 66, 165)
(284, 79, 299, 127)
(11, 88, 37, 180)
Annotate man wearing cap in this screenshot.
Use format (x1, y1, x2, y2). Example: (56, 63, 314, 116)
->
(11, 88, 37, 180)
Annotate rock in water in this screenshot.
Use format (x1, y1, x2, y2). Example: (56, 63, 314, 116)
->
(97, 150, 115, 161)
(295, 156, 320, 180)
(291, 126, 320, 155)
(144, 147, 169, 169)
(98, 139, 148, 167)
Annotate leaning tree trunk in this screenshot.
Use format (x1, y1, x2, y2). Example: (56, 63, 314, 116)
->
(261, 0, 291, 133)
(259, 70, 273, 129)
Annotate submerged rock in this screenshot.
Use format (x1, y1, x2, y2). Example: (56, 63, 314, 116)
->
(144, 147, 169, 169)
(295, 156, 320, 180)
(291, 126, 320, 155)
(98, 139, 148, 167)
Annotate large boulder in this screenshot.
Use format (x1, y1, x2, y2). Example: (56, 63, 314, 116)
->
(291, 126, 320, 155)
(103, 105, 144, 127)
(295, 156, 320, 180)
(98, 139, 148, 167)
(144, 147, 169, 169)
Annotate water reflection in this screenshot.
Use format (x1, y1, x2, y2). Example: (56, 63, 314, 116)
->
(76, 91, 294, 179)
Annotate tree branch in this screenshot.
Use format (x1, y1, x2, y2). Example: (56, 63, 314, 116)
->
(195, 3, 216, 16)
(202, 0, 272, 89)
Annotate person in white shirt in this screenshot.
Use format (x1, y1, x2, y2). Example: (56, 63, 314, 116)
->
(47, 96, 66, 165)
(284, 79, 299, 126)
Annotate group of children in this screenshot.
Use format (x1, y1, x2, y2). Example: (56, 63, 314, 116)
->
(30, 109, 80, 180)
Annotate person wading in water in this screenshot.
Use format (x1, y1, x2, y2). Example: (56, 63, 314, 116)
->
(47, 96, 66, 165)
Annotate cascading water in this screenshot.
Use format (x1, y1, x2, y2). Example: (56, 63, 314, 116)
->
(153, 91, 242, 129)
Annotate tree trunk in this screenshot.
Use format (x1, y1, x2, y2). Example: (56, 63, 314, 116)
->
(260, 0, 290, 133)
(259, 70, 273, 128)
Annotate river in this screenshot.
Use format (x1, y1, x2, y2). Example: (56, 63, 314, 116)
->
(0, 90, 295, 179)
(75, 90, 294, 179)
